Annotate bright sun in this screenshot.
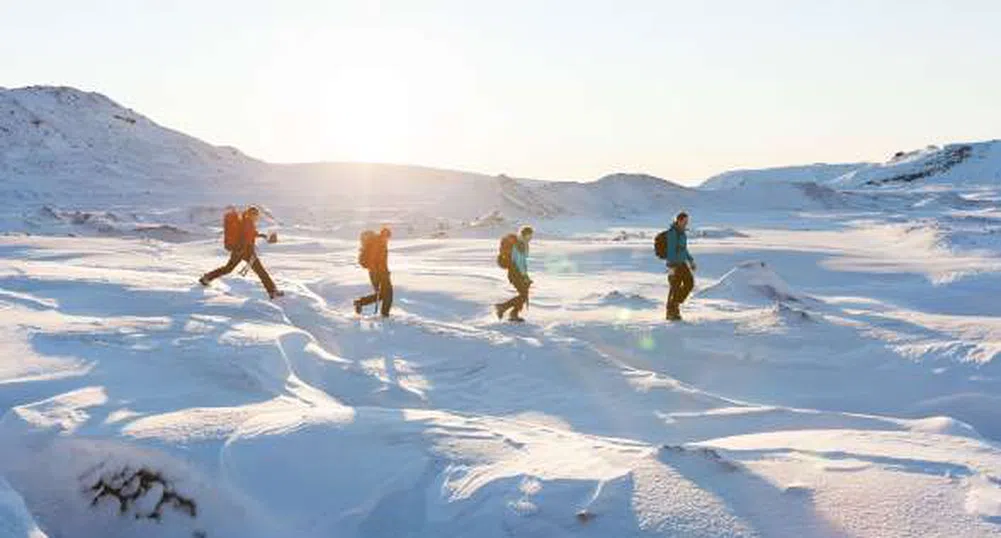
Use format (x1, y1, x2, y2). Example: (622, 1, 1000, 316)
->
(321, 65, 412, 162)
(255, 26, 466, 164)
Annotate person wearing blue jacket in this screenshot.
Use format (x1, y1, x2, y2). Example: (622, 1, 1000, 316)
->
(495, 226, 533, 322)
(666, 212, 696, 321)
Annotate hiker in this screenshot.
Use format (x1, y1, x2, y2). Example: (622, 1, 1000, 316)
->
(663, 212, 696, 321)
(354, 227, 393, 317)
(495, 225, 533, 322)
(199, 205, 283, 299)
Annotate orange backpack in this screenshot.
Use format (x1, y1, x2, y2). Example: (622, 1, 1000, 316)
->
(358, 230, 377, 268)
(223, 209, 243, 251)
(496, 233, 518, 269)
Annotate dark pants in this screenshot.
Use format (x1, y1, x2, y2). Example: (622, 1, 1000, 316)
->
(668, 263, 694, 312)
(202, 248, 277, 295)
(498, 269, 531, 318)
(356, 270, 393, 316)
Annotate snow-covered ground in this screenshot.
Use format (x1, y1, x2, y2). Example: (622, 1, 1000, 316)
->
(2, 86, 1001, 537)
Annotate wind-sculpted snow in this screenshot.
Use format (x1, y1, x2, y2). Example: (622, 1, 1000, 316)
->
(1, 230, 1001, 537)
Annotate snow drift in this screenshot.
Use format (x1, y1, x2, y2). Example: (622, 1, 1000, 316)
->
(698, 261, 815, 306)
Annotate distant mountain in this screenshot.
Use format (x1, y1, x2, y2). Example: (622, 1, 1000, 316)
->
(0, 86, 700, 237)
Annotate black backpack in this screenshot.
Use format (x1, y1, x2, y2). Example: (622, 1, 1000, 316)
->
(358, 230, 377, 268)
(497, 234, 518, 269)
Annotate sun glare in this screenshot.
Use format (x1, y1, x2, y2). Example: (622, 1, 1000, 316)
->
(321, 65, 412, 162)
(253, 26, 467, 164)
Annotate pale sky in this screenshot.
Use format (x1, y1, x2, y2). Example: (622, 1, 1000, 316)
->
(2, 0, 1000, 184)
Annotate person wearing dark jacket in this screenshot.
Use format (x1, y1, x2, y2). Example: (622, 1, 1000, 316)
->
(199, 206, 283, 299)
(495, 225, 533, 322)
(354, 227, 393, 317)
(665, 212, 695, 321)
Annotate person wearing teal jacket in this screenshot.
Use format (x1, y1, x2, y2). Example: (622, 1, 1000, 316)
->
(666, 212, 696, 321)
(495, 225, 533, 322)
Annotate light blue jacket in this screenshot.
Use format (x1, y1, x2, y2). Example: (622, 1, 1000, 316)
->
(666, 225, 694, 266)
(511, 240, 529, 276)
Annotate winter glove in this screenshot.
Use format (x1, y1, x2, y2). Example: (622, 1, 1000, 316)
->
(267, 232, 278, 244)
(689, 262, 697, 272)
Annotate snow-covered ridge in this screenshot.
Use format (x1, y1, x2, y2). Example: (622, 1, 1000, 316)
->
(834, 140, 1001, 188)
(0, 86, 703, 236)
(703, 141, 1001, 191)
(0, 86, 262, 204)
(3, 85, 1001, 243)
(700, 162, 868, 190)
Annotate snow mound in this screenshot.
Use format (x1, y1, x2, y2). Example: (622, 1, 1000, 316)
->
(25, 206, 198, 241)
(903, 416, 980, 438)
(911, 393, 1001, 441)
(691, 227, 749, 239)
(966, 474, 1001, 522)
(587, 290, 659, 309)
(772, 302, 818, 324)
(698, 261, 814, 305)
(466, 210, 507, 229)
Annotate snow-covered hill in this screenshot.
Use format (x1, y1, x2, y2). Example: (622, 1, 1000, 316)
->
(701, 163, 868, 190)
(0, 86, 263, 203)
(701, 142, 1001, 192)
(833, 141, 1001, 189)
(1, 86, 709, 239)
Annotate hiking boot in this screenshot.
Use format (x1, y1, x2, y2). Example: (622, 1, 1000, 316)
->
(269, 290, 285, 300)
(198, 276, 209, 287)
(354, 300, 363, 315)
(509, 315, 526, 323)
(494, 303, 506, 320)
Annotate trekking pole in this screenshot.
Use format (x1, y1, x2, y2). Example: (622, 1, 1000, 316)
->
(239, 253, 258, 277)
(526, 277, 531, 311)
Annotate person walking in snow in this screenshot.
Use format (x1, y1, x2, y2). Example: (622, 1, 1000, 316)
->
(199, 205, 283, 299)
(495, 225, 533, 322)
(665, 212, 696, 321)
(354, 227, 394, 317)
